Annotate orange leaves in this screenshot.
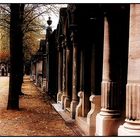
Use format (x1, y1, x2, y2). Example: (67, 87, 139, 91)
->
(0, 51, 9, 60)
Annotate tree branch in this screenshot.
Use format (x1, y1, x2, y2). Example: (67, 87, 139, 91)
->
(0, 5, 10, 14)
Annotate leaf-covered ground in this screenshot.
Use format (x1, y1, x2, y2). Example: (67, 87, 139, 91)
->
(0, 76, 79, 136)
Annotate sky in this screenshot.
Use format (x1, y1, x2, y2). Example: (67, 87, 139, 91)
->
(40, 4, 67, 33)
(46, 4, 67, 31)
(0, 0, 136, 3)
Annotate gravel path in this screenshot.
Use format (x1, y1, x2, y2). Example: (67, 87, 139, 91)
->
(0, 76, 78, 136)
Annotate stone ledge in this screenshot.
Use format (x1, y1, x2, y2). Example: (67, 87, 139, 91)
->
(51, 102, 86, 136)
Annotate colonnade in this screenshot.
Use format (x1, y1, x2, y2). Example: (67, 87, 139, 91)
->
(30, 4, 140, 136)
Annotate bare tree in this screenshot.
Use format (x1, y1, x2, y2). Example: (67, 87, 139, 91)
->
(0, 3, 65, 110)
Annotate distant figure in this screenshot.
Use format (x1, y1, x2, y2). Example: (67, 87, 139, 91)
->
(1, 65, 5, 76)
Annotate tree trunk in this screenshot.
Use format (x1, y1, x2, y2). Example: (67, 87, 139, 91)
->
(7, 4, 25, 110)
(19, 4, 25, 95)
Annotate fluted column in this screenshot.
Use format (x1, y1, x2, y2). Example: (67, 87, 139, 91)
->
(57, 44, 63, 103)
(96, 15, 121, 136)
(101, 16, 120, 112)
(70, 28, 79, 119)
(118, 4, 140, 136)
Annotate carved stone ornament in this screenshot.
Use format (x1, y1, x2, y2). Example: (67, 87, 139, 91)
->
(67, 4, 76, 13)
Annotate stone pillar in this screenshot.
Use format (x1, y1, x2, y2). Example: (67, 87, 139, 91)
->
(30, 61, 35, 81)
(35, 61, 38, 85)
(36, 60, 43, 87)
(95, 15, 121, 136)
(32, 62, 35, 82)
(46, 47, 49, 93)
(64, 39, 72, 111)
(118, 4, 140, 136)
(70, 28, 79, 119)
(42, 54, 47, 92)
(57, 43, 63, 103)
(76, 49, 84, 116)
(76, 44, 91, 117)
(83, 44, 92, 117)
(30, 61, 33, 81)
(61, 39, 67, 109)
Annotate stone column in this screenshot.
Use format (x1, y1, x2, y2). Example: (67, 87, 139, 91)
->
(118, 4, 140, 136)
(36, 60, 43, 87)
(61, 39, 67, 109)
(46, 46, 49, 93)
(78, 48, 84, 116)
(34, 62, 36, 82)
(76, 44, 91, 117)
(30, 61, 35, 81)
(30, 61, 33, 81)
(95, 15, 121, 136)
(57, 43, 63, 103)
(64, 39, 72, 111)
(42, 54, 47, 92)
(32, 62, 36, 82)
(35, 61, 38, 85)
(70, 28, 79, 119)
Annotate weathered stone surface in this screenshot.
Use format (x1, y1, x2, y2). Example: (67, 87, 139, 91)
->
(128, 4, 140, 82)
(118, 4, 140, 136)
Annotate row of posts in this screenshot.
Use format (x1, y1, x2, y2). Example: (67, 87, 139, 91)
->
(31, 4, 140, 136)
(56, 4, 140, 136)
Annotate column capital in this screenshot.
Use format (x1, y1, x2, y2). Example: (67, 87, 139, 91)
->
(69, 24, 78, 31)
(57, 45, 63, 52)
(43, 54, 47, 58)
(67, 4, 76, 14)
(57, 34, 65, 51)
(62, 40, 66, 49)
(59, 34, 65, 41)
(70, 29, 78, 43)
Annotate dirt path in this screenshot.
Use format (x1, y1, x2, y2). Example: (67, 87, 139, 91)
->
(0, 76, 78, 136)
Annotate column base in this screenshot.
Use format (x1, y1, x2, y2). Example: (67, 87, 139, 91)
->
(30, 75, 33, 81)
(64, 97, 71, 111)
(42, 78, 47, 92)
(57, 91, 63, 103)
(70, 100, 78, 119)
(95, 111, 121, 136)
(118, 121, 140, 136)
(61, 94, 67, 109)
(30, 75, 35, 81)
